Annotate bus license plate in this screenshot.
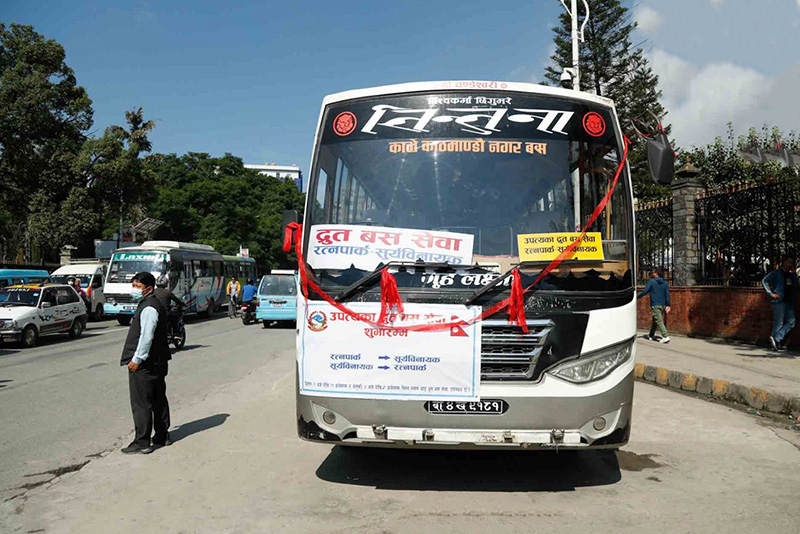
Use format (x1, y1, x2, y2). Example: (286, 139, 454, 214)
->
(123, 306, 136, 311)
(424, 400, 508, 415)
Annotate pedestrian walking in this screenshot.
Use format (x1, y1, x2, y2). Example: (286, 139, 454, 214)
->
(226, 276, 241, 318)
(638, 267, 671, 343)
(762, 255, 798, 351)
(120, 272, 172, 454)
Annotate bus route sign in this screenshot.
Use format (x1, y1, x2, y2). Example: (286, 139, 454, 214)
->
(299, 302, 481, 401)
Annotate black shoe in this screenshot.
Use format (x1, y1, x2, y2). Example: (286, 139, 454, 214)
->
(769, 336, 779, 351)
(121, 442, 155, 454)
(777, 344, 788, 351)
(153, 433, 172, 447)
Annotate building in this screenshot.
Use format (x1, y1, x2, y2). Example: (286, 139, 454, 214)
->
(244, 163, 303, 192)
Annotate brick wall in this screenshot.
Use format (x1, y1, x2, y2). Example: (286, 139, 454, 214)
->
(636, 286, 795, 345)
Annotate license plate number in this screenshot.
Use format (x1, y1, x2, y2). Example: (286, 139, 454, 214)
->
(123, 306, 136, 311)
(424, 399, 508, 415)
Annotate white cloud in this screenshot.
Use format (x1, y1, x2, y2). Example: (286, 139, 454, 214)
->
(635, 6, 663, 34)
(648, 49, 777, 147)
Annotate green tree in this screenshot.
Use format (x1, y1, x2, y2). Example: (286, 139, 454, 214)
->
(144, 153, 305, 270)
(0, 23, 93, 259)
(683, 124, 798, 189)
(544, 0, 669, 200)
(74, 107, 156, 240)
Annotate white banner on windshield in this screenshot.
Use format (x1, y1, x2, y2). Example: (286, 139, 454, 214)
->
(307, 224, 474, 271)
(299, 302, 481, 401)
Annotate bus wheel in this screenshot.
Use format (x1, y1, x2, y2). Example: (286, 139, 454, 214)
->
(201, 299, 214, 319)
(92, 303, 104, 321)
(117, 316, 132, 326)
(21, 325, 38, 348)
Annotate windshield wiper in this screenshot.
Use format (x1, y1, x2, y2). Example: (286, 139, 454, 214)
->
(335, 260, 455, 302)
(462, 259, 608, 305)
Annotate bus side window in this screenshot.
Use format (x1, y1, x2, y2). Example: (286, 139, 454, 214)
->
(193, 260, 203, 278)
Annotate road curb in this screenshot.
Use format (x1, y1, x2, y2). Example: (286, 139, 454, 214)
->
(634, 363, 800, 418)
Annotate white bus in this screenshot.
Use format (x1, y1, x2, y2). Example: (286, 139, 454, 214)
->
(104, 241, 225, 325)
(295, 81, 673, 449)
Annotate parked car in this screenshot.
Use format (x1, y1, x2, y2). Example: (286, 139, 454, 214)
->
(256, 270, 298, 327)
(0, 283, 88, 348)
(0, 269, 50, 289)
(50, 262, 107, 320)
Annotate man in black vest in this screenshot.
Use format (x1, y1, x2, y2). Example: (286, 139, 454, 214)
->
(120, 272, 172, 454)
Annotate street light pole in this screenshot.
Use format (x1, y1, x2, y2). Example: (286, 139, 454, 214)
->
(571, 0, 580, 91)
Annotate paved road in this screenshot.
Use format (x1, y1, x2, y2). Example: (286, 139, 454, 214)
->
(2, 326, 800, 533)
(0, 313, 293, 499)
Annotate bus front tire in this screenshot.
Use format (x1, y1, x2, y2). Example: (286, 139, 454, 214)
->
(117, 316, 132, 326)
(92, 303, 104, 321)
(200, 299, 214, 319)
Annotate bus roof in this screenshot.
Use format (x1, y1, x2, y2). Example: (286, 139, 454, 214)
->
(222, 255, 256, 263)
(320, 80, 616, 109)
(140, 241, 215, 252)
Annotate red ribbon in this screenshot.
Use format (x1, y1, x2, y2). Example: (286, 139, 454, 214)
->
(378, 269, 404, 324)
(507, 269, 529, 333)
(283, 222, 301, 253)
(284, 136, 630, 332)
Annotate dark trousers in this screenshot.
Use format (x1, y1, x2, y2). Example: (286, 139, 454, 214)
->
(128, 365, 170, 447)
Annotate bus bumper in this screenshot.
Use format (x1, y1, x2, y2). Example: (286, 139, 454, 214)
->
(296, 366, 634, 450)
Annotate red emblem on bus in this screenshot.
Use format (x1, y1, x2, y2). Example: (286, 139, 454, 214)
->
(583, 112, 606, 137)
(333, 111, 357, 136)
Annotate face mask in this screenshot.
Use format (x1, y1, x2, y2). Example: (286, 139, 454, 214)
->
(130, 288, 145, 302)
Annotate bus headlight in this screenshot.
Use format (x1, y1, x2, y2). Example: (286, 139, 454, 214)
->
(549, 340, 633, 384)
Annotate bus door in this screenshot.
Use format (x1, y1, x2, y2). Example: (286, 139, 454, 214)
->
(184, 261, 196, 313)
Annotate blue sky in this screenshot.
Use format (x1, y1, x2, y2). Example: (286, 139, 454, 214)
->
(4, 0, 800, 181)
(2, 0, 563, 176)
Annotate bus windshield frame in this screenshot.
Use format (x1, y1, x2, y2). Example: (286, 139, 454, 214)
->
(304, 90, 633, 295)
(108, 251, 168, 283)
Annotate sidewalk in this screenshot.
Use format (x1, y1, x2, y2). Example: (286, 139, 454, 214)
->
(635, 331, 800, 417)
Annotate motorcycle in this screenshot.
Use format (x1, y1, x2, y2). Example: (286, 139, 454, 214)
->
(167, 306, 186, 349)
(241, 300, 257, 325)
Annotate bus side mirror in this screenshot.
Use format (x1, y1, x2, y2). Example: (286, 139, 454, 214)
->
(647, 130, 675, 186)
(282, 210, 299, 236)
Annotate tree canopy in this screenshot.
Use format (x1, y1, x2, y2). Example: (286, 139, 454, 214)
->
(0, 23, 93, 259)
(143, 153, 305, 270)
(544, 0, 669, 200)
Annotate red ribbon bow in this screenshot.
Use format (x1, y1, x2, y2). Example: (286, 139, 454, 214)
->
(378, 269, 404, 324)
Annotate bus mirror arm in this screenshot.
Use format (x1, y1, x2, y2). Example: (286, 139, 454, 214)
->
(631, 114, 675, 187)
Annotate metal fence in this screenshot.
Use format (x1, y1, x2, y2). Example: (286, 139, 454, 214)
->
(635, 199, 673, 285)
(696, 179, 800, 286)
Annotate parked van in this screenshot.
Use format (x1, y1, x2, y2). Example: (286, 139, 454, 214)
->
(0, 269, 50, 289)
(256, 270, 298, 327)
(50, 262, 107, 320)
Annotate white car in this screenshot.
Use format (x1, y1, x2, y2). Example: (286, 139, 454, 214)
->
(0, 284, 89, 348)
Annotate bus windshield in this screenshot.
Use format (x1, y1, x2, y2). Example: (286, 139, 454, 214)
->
(259, 275, 297, 296)
(306, 91, 632, 292)
(108, 252, 167, 283)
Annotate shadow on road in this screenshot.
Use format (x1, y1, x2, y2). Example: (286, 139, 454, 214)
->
(170, 413, 230, 443)
(0, 347, 19, 358)
(0, 379, 11, 388)
(316, 446, 622, 492)
(175, 344, 209, 352)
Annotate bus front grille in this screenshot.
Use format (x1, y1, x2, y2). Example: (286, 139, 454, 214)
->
(480, 319, 555, 381)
